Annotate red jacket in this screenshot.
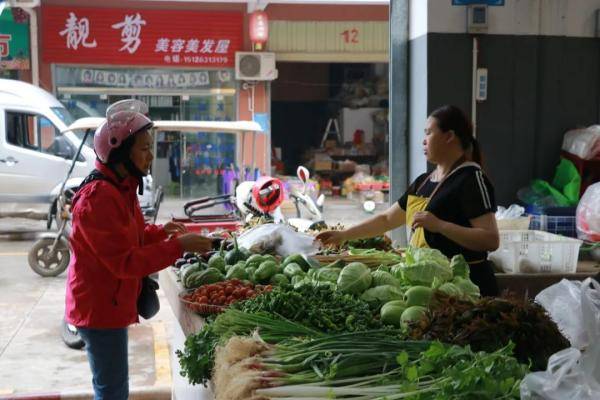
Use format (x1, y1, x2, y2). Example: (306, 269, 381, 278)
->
(65, 162, 182, 328)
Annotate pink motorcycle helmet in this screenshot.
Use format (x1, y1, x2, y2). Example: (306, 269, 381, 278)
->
(94, 99, 153, 164)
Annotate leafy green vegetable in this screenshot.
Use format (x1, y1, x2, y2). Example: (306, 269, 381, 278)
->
(437, 281, 462, 297)
(450, 254, 470, 279)
(176, 324, 218, 386)
(400, 260, 453, 286)
(360, 285, 404, 307)
(337, 262, 372, 294)
(453, 276, 481, 299)
(404, 247, 450, 269)
(232, 285, 384, 333)
(314, 267, 341, 284)
(371, 269, 399, 287)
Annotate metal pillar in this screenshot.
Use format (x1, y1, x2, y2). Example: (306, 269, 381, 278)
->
(389, 0, 409, 245)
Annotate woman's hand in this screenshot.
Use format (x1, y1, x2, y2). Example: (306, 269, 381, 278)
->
(315, 230, 347, 246)
(177, 233, 213, 253)
(163, 221, 188, 236)
(411, 211, 446, 233)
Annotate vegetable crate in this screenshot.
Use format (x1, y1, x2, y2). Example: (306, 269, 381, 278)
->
(526, 206, 578, 238)
(489, 230, 582, 274)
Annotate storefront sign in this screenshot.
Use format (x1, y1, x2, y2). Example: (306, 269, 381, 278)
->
(268, 21, 388, 54)
(41, 6, 243, 68)
(0, 9, 30, 70)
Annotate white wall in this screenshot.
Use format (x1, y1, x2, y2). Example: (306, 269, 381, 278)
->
(409, 0, 428, 39)
(424, 0, 600, 38)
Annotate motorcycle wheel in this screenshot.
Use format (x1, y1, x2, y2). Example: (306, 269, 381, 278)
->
(61, 318, 85, 350)
(28, 237, 70, 277)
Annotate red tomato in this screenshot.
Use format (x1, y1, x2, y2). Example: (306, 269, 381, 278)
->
(199, 296, 208, 304)
(246, 290, 255, 297)
(218, 296, 227, 305)
(224, 286, 234, 295)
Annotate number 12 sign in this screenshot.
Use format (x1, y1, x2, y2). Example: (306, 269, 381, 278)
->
(341, 28, 359, 44)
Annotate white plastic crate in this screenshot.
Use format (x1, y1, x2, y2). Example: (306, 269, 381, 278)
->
(489, 230, 582, 274)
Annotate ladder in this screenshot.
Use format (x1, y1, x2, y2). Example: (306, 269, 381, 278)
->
(319, 117, 342, 147)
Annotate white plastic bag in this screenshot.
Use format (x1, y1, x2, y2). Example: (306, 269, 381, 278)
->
(562, 126, 600, 160)
(522, 278, 600, 399)
(535, 279, 587, 349)
(237, 223, 319, 258)
(496, 204, 526, 220)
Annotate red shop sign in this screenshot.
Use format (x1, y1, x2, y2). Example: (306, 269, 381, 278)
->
(42, 6, 243, 68)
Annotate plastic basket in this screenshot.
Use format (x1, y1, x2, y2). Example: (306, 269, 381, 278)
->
(496, 217, 531, 231)
(489, 230, 582, 274)
(179, 290, 226, 315)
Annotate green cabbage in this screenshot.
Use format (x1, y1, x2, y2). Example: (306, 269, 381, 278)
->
(371, 270, 400, 287)
(336, 262, 372, 294)
(360, 285, 404, 306)
(315, 267, 342, 284)
(437, 282, 462, 297)
(404, 247, 450, 269)
(400, 261, 453, 286)
(453, 276, 480, 299)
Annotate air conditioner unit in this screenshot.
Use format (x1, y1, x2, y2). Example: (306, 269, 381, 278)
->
(235, 52, 278, 81)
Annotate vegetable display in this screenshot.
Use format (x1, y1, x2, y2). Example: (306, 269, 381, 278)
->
(173, 236, 553, 399)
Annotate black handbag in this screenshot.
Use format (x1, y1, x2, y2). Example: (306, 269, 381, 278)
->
(137, 276, 160, 319)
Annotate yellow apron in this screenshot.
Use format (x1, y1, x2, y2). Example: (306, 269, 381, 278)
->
(406, 194, 430, 248)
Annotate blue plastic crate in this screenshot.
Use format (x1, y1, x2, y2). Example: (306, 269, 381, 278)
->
(527, 206, 578, 238)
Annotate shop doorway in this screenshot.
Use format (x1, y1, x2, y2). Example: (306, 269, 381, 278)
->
(270, 62, 389, 198)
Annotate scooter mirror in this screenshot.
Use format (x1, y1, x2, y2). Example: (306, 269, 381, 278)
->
(363, 200, 376, 213)
(316, 194, 325, 207)
(297, 166, 309, 183)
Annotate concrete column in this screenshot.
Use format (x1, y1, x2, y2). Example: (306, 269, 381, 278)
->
(389, 0, 409, 244)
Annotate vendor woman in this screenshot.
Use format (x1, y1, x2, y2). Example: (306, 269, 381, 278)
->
(316, 105, 500, 296)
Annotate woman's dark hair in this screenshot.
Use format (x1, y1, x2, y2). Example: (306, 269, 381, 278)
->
(430, 105, 482, 165)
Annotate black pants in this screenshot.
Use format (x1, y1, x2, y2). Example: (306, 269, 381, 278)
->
(469, 260, 499, 297)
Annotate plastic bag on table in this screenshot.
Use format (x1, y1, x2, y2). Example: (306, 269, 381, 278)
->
(237, 223, 319, 258)
(577, 182, 600, 242)
(496, 204, 526, 220)
(535, 279, 587, 349)
(522, 279, 600, 399)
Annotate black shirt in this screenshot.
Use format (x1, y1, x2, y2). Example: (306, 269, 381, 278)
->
(398, 165, 497, 263)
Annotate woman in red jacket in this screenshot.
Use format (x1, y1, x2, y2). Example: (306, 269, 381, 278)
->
(65, 100, 211, 400)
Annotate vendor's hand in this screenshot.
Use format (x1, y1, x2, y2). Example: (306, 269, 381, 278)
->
(177, 233, 213, 253)
(411, 211, 446, 233)
(315, 230, 347, 246)
(164, 221, 188, 236)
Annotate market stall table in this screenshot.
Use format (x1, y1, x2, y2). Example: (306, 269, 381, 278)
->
(495, 260, 600, 298)
(160, 268, 214, 399)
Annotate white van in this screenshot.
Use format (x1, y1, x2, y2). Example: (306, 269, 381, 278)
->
(0, 79, 154, 219)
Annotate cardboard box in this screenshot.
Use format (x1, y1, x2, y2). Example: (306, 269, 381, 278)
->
(314, 160, 333, 171)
